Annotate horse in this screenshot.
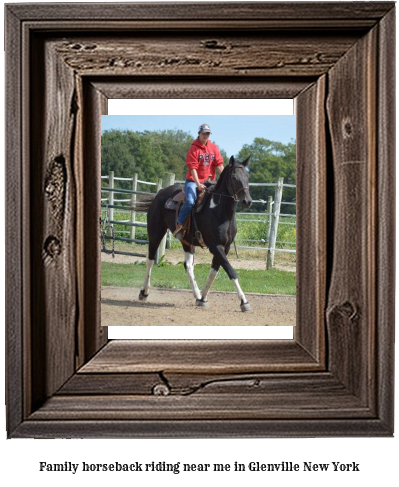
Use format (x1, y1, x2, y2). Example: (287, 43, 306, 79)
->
(136, 155, 253, 312)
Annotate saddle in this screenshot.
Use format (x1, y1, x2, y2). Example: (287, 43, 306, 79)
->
(164, 180, 216, 212)
(164, 180, 216, 248)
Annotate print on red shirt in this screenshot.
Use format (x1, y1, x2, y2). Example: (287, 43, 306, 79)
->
(186, 138, 224, 182)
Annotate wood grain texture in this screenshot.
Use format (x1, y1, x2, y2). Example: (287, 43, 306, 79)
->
(34, 371, 375, 423)
(54, 34, 360, 78)
(60, 371, 359, 398)
(81, 81, 108, 362)
(59, 372, 163, 395)
(30, 36, 79, 408)
(7, 2, 394, 22)
(79, 340, 320, 374)
(295, 76, 326, 363)
(5, 5, 24, 436)
(92, 78, 312, 100)
(376, 7, 395, 432)
(13, 418, 391, 439)
(29, 392, 371, 421)
(326, 26, 377, 404)
(5, 2, 395, 438)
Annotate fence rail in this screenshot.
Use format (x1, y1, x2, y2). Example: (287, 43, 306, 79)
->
(101, 171, 296, 268)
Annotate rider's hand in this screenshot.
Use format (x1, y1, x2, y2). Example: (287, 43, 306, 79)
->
(197, 183, 206, 192)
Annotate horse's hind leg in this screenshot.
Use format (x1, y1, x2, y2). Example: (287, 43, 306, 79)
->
(208, 244, 251, 312)
(139, 257, 155, 301)
(196, 256, 220, 307)
(139, 220, 167, 302)
(182, 244, 201, 301)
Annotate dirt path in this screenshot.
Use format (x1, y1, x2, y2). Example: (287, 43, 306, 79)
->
(101, 286, 296, 327)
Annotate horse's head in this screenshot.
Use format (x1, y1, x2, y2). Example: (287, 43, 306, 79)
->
(227, 155, 252, 209)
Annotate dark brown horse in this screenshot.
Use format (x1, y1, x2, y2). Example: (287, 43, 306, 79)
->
(137, 155, 253, 312)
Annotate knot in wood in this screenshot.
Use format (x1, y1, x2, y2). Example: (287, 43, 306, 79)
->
(43, 236, 61, 260)
(152, 383, 170, 396)
(201, 40, 227, 50)
(83, 44, 97, 51)
(45, 181, 56, 196)
(328, 301, 359, 323)
(343, 119, 353, 137)
(339, 301, 358, 321)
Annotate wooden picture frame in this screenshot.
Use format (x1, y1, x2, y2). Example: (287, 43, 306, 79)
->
(5, 2, 395, 438)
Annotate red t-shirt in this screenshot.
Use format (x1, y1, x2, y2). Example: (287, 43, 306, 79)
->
(185, 138, 224, 182)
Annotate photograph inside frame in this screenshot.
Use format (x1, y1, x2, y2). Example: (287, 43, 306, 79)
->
(100, 114, 296, 328)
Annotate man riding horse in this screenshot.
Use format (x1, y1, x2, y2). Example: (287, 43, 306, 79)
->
(137, 123, 252, 312)
(173, 123, 224, 240)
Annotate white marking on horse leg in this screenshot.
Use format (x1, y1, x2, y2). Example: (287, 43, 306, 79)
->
(143, 258, 154, 294)
(232, 278, 248, 304)
(184, 252, 201, 300)
(201, 267, 219, 301)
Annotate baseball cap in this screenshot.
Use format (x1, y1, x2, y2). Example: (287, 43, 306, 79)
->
(198, 123, 211, 133)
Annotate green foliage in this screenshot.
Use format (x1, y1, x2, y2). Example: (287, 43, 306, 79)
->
(238, 138, 296, 213)
(101, 128, 195, 183)
(236, 215, 296, 250)
(237, 216, 268, 243)
(101, 130, 296, 212)
(155, 254, 173, 267)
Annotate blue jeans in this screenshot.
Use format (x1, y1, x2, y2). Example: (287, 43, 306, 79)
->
(177, 180, 197, 225)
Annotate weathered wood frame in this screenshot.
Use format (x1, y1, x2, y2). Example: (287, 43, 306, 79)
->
(5, 2, 395, 438)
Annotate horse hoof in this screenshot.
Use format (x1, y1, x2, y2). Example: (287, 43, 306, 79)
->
(240, 302, 252, 312)
(196, 298, 209, 308)
(139, 290, 148, 302)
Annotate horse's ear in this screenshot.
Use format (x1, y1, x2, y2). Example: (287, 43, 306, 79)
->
(242, 156, 251, 167)
(229, 155, 235, 166)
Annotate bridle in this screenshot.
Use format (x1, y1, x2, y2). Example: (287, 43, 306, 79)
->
(209, 164, 249, 202)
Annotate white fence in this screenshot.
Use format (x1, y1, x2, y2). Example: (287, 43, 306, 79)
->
(101, 172, 296, 268)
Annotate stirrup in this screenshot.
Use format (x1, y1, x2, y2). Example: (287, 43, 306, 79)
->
(173, 224, 184, 239)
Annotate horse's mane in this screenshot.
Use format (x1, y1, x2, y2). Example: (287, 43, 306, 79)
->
(214, 164, 230, 191)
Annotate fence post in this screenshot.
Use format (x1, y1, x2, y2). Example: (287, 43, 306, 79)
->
(266, 195, 273, 245)
(107, 170, 114, 236)
(158, 172, 175, 260)
(130, 173, 138, 241)
(267, 177, 283, 270)
(154, 177, 164, 264)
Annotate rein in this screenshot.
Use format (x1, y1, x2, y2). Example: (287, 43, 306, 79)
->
(207, 164, 249, 202)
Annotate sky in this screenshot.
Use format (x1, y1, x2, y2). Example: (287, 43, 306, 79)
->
(102, 100, 296, 157)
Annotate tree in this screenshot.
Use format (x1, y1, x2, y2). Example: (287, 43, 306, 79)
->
(237, 138, 296, 213)
(101, 129, 137, 177)
(101, 128, 196, 183)
(101, 130, 296, 213)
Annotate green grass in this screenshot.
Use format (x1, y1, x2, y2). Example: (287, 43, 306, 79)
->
(101, 261, 296, 295)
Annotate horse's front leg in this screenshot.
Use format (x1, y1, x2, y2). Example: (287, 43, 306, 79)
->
(183, 246, 202, 301)
(199, 243, 232, 305)
(209, 244, 251, 312)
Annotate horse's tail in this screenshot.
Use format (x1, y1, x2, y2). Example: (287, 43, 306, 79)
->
(129, 193, 156, 213)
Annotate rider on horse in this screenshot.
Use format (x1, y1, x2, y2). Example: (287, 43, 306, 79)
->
(173, 123, 224, 240)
